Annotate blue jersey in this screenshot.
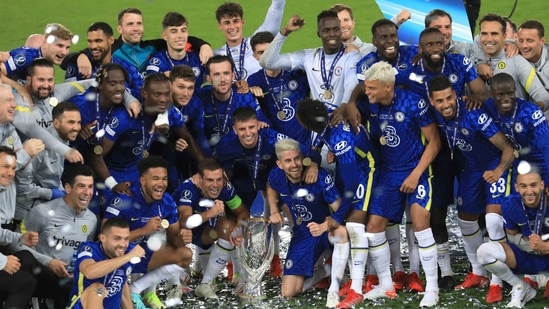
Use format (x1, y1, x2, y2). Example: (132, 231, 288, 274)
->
(103, 109, 156, 170)
(398, 54, 478, 100)
(198, 86, 268, 140)
(178, 95, 209, 155)
(247, 69, 311, 145)
(4, 46, 43, 82)
(369, 88, 435, 172)
(173, 178, 242, 213)
(433, 98, 502, 171)
(146, 50, 204, 87)
(68, 241, 135, 309)
(268, 167, 339, 237)
(356, 45, 418, 84)
(485, 98, 549, 174)
(104, 187, 179, 243)
(318, 122, 376, 223)
(64, 55, 143, 101)
(502, 193, 549, 236)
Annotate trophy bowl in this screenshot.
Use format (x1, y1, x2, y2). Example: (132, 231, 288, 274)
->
(236, 217, 274, 300)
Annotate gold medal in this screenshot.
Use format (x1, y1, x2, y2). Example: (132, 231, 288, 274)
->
(379, 136, 387, 145)
(93, 145, 103, 155)
(142, 150, 149, 158)
(161, 219, 169, 229)
(302, 157, 312, 166)
(277, 110, 286, 120)
(324, 90, 332, 100)
(209, 230, 218, 239)
(296, 216, 303, 225)
(514, 149, 519, 159)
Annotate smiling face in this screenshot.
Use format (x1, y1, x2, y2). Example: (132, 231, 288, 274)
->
(100, 226, 130, 258)
(480, 20, 506, 57)
(64, 175, 94, 212)
(429, 86, 458, 120)
(27, 65, 55, 100)
(233, 118, 259, 149)
(162, 23, 189, 53)
(0, 152, 16, 187)
(42, 37, 71, 65)
(427, 15, 453, 47)
(491, 79, 517, 115)
(171, 78, 195, 107)
(518, 27, 545, 63)
(0, 87, 16, 123)
(207, 60, 234, 98)
(87, 30, 114, 63)
(98, 69, 126, 105)
(142, 80, 171, 116)
(318, 16, 342, 54)
(118, 12, 144, 44)
(54, 110, 81, 142)
(276, 149, 303, 183)
(140, 167, 168, 202)
(515, 172, 544, 208)
(200, 168, 224, 199)
(218, 15, 244, 46)
(419, 31, 446, 69)
(372, 24, 400, 61)
(364, 79, 393, 105)
(336, 9, 355, 43)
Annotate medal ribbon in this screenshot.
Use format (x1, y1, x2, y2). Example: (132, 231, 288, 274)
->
(320, 46, 344, 97)
(225, 39, 247, 80)
(211, 91, 234, 135)
(263, 70, 286, 114)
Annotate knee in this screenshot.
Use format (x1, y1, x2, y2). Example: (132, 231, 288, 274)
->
(477, 242, 503, 265)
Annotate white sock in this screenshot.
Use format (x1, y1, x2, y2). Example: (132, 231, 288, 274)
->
(130, 264, 185, 293)
(386, 223, 403, 272)
(437, 241, 454, 277)
(201, 239, 233, 284)
(485, 213, 505, 286)
(303, 263, 330, 292)
(369, 231, 392, 290)
(328, 242, 349, 293)
(346, 222, 368, 293)
(406, 222, 421, 275)
(478, 242, 521, 286)
(458, 218, 486, 276)
(415, 228, 438, 291)
(197, 246, 212, 274)
(367, 256, 376, 275)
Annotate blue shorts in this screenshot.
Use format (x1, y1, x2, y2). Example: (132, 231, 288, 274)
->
(509, 243, 549, 274)
(457, 168, 511, 215)
(368, 170, 433, 222)
(350, 166, 376, 213)
(284, 233, 331, 278)
(131, 241, 154, 273)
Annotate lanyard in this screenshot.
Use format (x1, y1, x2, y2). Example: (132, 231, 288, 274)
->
(211, 91, 233, 135)
(522, 192, 546, 235)
(243, 134, 262, 190)
(497, 102, 519, 149)
(420, 58, 446, 99)
(141, 114, 154, 154)
(165, 50, 188, 69)
(311, 124, 329, 150)
(263, 70, 286, 112)
(225, 39, 247, 80)
(443, 101, 461, 160)
(95, 96, 114, 142)
(320, 46, 344, 92)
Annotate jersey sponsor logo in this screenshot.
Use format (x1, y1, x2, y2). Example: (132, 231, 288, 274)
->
(276, 133, 286, 141)
(478, 113, 488, 124)
(325, 174, 333, 184)
(14, 54, 26, 66)
(53, 235, 84, 249)
(150, 57, 161, 66)
(514, 122, 523, 133)
(288, 79, 298, 91)
(395, 111, 405, 122)
(532, 110, 544, 120)
(36, 118, 53, 128)
(497, 62, 506, 70)
(463, 57, 471, 65)
(334, 140, 348, 151)
(418, 99, 427, 109)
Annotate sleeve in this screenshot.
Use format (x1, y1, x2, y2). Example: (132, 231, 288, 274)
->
(414, 96, 436, 128)
(103, 111, 132, 142)
(223, 181, 243, 210)
(103, 195, 132, 220)
(15, 163, 52, 200)
(0, 252, 6, 271)
(60, 50, 87, 70)
(330, 132, 359, 224)
(474, 111, 499, 140)
(319, 170, 340, 204)
(122, 62, 144, 99)
(514, 57, 549, 109)
(4, 48, 30, 77)
(460, 55, 479, 83)
(502, 200, 518, 230)
(64, 61, 80, 82)
(356, 53, 378, 81)
(164, 196, 179, 225)
(0, 227, 22, 244)
(527, 106, 549, 169)
(253, 0, 286, 36)
(12, 110, 71, 156)
(54, 80, 94, 101)
(342, 52, 360, 103)
(259, 33, 296, 71)
(168, 106, 186, 129)
(145, 55, 162, 75)
(471, 35, 487, 65)
(19, 204, 45, 234)
(172, 180, 195, 207)
(6, 242, 53, 266)
(188, 36, 210, 52)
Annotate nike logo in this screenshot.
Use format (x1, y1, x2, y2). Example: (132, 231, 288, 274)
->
(491, 194, 502, 198)
(517, 223, 526, 226)
(53, 224, 61, 227)
(280, 194, 288, 197)
(50, 159, 57, 164)
(130, 217, 140, 221)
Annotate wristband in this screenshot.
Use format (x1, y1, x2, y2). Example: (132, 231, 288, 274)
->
(104, 176, 118, 190)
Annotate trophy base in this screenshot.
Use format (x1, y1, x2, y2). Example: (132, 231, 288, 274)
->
(238, 282, 267, 301)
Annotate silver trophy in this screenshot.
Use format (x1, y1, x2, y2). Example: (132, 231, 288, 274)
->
(236, 218, 275, 300)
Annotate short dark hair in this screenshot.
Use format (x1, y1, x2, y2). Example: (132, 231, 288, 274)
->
(101, 217, 129, 233)
(427, 75, 453, 96)
(519, 20, 545, 37)
(490, 72, 516, 87)
(96, 63, 129, 86)
(205, 55, 235, 73)
(371, 18, 398, 36)
(317, 10, 338, 25)
(61, 163, 95, 187)
(479, 13, 506, 34)
(137, 155, 169, 176)
(250, 31, 274, 52)
(198, 157, 223, 176)
(143, 72, 170, 89)
(503, 17, 517, 34)
(0, 145, 16, 159)
(215, 2, 244, 22)
(117, 8, 142, 25)
(169, 65, 196, 83)
(162, 12, 187, 29)
(420, 27, 443, 41)
(425, 9, 452, 28)
(330, 4, 354, 20)
(232, 107, 257, 123)
(52, 101, 80, 120)
(87, 22, 114, 37)
(27, 58, 54, 77)
(296, 98, 328, 132)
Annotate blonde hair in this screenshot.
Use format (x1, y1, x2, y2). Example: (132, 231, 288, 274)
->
(363, 61, 395, 84)
(275, 138, 300, 160)
(44, 23, 73, 42)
